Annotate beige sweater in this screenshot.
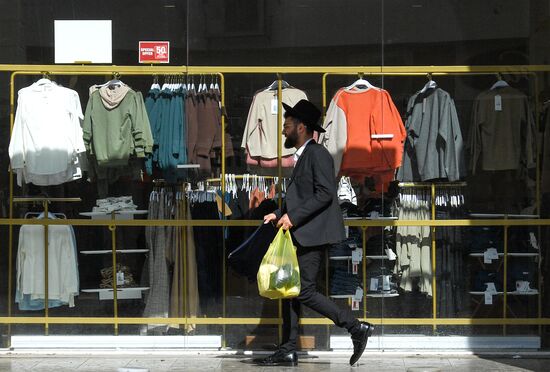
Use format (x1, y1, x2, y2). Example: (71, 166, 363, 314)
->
(241, 87, 307, 159)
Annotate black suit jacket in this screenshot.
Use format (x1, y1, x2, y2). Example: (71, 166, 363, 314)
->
(275, 140, 346, 247)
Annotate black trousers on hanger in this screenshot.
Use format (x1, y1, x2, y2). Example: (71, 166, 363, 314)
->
(280, 243, 360, 352)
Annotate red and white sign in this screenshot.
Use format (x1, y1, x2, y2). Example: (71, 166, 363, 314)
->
(139, 41, 170, 64)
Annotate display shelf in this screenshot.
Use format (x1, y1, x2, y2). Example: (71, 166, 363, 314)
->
(176, 164, 201, 169)
(79, 210, 148, 217)
(330, 294, 356, 299)
(80, 249, 149, 255)
(329, 255, 391, 260)
(81, 287, 149, 300)
(469, 252, 538, 258)
(469, 290, 539, 296)
(469, 213, 540, 219)
(344, 216, 398, 220)
(367, 292, 399, 298)
(329, 256, 352, 261)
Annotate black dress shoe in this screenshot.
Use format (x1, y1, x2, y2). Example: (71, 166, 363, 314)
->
(255, 350, 298, 366)
(349, 322, 374, 366)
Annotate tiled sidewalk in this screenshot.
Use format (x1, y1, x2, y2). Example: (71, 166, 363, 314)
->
(0, 352, 547, 371)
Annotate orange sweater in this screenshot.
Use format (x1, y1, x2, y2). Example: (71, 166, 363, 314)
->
(322, 87, 406, 176)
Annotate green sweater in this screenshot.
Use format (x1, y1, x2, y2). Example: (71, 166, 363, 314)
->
(83, 90, 153, 167)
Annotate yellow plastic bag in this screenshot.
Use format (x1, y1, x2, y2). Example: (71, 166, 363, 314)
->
(257, 227, 301, 299)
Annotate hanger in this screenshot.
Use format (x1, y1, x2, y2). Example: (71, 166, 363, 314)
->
(490, 73, 509, 90)
(266, 80, 290, 91)
(35, 72, 54, 86)
(24, 211, 66, 219)
(151, 75, 160, 90)
(104, 72, 123, 88)
(420, 73, 437, 93)
(346, 73, 375, 91)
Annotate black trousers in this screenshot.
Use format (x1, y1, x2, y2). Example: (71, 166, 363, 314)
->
(280, 243, 360, 352)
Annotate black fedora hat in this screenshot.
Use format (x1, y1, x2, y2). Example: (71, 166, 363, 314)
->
(282, 99, 325, 133)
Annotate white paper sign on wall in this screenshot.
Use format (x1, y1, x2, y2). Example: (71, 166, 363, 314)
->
(54, 20, 112, 64)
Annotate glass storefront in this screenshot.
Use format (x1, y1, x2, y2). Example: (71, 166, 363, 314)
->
(0, 0, 549, 350)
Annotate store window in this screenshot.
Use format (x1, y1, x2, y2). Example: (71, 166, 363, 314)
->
(0, 0, 549, 351)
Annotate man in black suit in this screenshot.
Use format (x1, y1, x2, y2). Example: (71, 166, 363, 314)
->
(260, 100, 374, 367)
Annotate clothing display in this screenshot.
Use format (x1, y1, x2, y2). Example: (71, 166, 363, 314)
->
(434, 188, 467, 317)
(83, 83, 153, 168)
(320, 85, 406, 191)
(100, 264, 135, 288)
(330, 261, 362, 295)
(397, 86, 465, 182)
(16, 214, 79, 310)
(92, 196, 137, 213)
(241, 86, 307, 165)
(9, 79, 86, 187)
(143, 188, 199, 331)
(145, 84, 187, 174)
(145, 82, 232, 176)
(394, 187, 432, 296)
(468, 85, 536, 174)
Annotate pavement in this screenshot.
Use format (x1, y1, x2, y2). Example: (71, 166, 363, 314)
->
(0, 352, 548, 371)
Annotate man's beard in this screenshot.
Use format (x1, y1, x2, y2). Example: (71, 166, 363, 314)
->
(284, 135, 297, 149)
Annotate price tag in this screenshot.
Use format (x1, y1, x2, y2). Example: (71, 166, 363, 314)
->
(495, 95, 502, 111)
(484, 248, 499, 263)
(529, 232, 539, 250)
(352, 248, 363, 264)
(351, 299, 360, 311)
(352, 263, 358, 275)
(116, 271, 125, 286)
(484, 292, 493, 305)
(370, 278, 379, 292)
(271, 98, 278, 115)
(354, 287, 364, 301)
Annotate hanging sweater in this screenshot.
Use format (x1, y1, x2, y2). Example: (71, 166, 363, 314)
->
(468, 86, 536, 173)
(397, 87, 465, 182)
(320, 87, 406, 177)
(241, 87, 308, 159)
(83, 87, 153, 167)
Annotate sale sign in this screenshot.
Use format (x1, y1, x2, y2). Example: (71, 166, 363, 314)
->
(139, 41, 170, 64)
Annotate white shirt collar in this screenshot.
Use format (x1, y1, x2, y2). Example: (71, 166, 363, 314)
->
(293, 138, 314, 163)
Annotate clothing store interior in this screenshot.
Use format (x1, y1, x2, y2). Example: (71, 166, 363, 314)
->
(1, 0, 550, 350)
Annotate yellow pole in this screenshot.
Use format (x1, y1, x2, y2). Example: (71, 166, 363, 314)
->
(110, 214, 119, 336)
(431, 183, 437, 332)
(362, 226, 368, 322)
(43, 201, 49, 336)
(277, 74, 283, 345)
(220, 71, 227, 348)
(503, 224, 508, 336)
(7, 71, 17, 344)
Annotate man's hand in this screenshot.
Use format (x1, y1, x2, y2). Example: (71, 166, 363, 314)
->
(264, 213, 278, 225)
(276, 213, 294, 230)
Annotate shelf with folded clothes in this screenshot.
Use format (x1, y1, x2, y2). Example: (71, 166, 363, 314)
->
(81, 287, 150, 300)
(366, 292, 400, 298)
(80, 249, 149, 255)
(79, 210, 148, 217)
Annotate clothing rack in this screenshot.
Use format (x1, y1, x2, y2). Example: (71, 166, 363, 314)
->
(12, 197, 81, 335)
